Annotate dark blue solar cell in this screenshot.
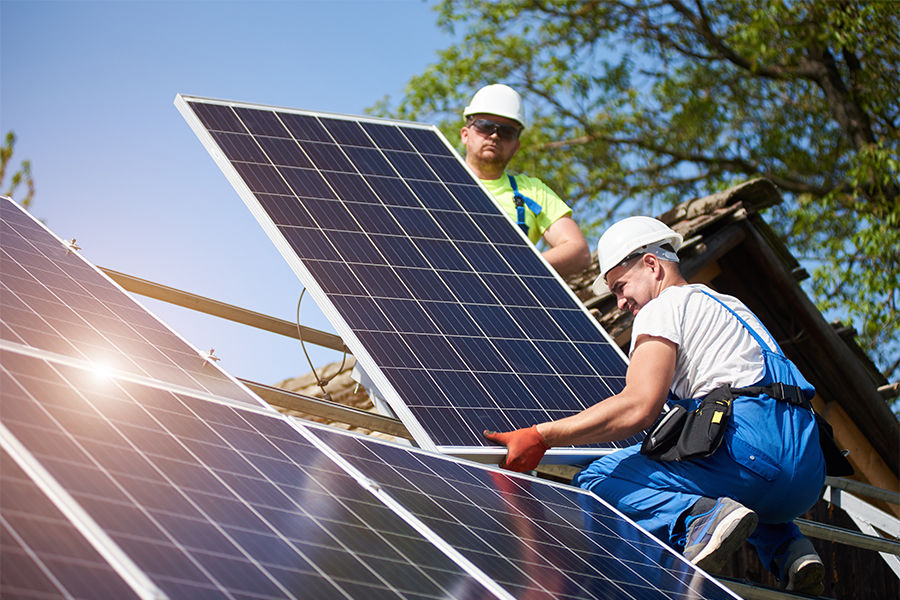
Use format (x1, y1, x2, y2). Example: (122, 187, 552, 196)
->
(370, 235, 429, 268)
(349, 264, 413, 299)
(476, 372, 537, 409)
(505, 244, 557, 277)
(344, 146, 396, 177)
(234, 107, 291, 138)
(466, 304, 526, 339)
(321, 171, 380, 204)
(299, 141, 354, 172)
(383, 150, 436, 181)
(446, 183, 500, 214)
(383, 368, 448, 408)
(577, 342, 629, 378)
(402, 335, 467, 371)
(354, 331, 420, 368)
(232, 162, 293, 195)
(278, 112, 332, 142)
(212, 131, 268, 163)
(423, 155, 475, 184)
(367, 176, 420, 207)
(390, 207, 445, 239)
(429, 371, 489, 408)
(449, 337, 510, 372)
(549, 309, 609, 343)
(421, 301, 479, 336)
(393, 268, 455, 302)
(327, 231, 384, 264)
(362, 122, 415, 152)
(189, 101, 245, 133)
(407, 180, 459, 211)
(536, 341, 597, 376)
(412, 239, 468, 271)
(403, 127, 454, 156)
(255, 136, 314, 168)
(491, 338, 554, 374)
(280, 167, 337, 199)
(479, 273, 539, 307)
(521, 276, 578, 309)
(347, 204, 404, 236)
(436, 211, 488, 242)
(505, 307, 570, 341)
(280, 227, 341, 261)
(457, 241, 514, 275)
(438, 272, 497, 305)
(375, 300, 439, 335)
(301, 198, 360, 231)
(477, 215, 528, 245)
(320, 117, 374, 147)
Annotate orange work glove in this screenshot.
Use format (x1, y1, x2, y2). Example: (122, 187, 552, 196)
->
(483, 425, 550, 472)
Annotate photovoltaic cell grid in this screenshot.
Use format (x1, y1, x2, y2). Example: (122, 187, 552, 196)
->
(307, 425, 737, 600)
(0, 197, 263, 408)
(175, 95, 640, 460)
(1, 196, 739, 600)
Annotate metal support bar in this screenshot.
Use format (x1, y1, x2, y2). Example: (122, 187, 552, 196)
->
(821, 486, 900, 577)
(824, 476, 900, 506)
(100, 267, 348, 354)
(238, 378, 412, 440)
(795, 518, 900, 555)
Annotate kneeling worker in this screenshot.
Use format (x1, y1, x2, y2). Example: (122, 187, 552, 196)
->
(461, 84, 591, 277)
(485, 216, 828, 594)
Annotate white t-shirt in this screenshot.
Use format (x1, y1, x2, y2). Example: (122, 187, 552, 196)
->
(629, 284, 778, 400)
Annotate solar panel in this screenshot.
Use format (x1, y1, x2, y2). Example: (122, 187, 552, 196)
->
(175, 95, 640, 464)
(1, 196, 740, 600)
(0, 196, 264, 409)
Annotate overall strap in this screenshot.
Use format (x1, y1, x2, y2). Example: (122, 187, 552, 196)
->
(698, 289, 783, 356)
(508, 175, 542, 236)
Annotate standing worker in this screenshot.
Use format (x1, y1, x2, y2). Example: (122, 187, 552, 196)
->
(484, 216, 830, 595)
(461, 84, 591, 277)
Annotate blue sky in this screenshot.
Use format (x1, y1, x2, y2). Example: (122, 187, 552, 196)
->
(1, 0, 459, 386)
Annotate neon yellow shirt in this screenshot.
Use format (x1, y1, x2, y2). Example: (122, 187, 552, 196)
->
(480, 171, 573, 245)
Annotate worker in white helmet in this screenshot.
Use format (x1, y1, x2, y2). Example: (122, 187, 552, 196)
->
(461, 84, 591, 277)
(485, 216, 834, 595)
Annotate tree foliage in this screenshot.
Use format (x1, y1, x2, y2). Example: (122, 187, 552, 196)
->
(1, 131, 35, 210)
(370, 0, 900, 384)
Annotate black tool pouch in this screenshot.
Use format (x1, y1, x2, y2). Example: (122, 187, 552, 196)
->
(641, 386, 734, 462)
(814, 412, 855, 477)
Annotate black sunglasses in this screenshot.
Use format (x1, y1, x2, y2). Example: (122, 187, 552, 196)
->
(468, 118, 521, 141)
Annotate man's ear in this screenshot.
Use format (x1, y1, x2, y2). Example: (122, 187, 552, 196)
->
(643, 253, 662, 277)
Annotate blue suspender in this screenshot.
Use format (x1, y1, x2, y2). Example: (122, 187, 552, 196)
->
(699, 289, 783, 356)
(508, 175, 542, 236)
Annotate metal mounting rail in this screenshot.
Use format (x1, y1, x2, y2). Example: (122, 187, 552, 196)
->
(100, 267, 348, 354)
(239, 378, 412, 440)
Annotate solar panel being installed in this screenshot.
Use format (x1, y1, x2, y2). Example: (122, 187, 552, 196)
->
(175, 95, 641, 464)
(0, 196, 740, 599)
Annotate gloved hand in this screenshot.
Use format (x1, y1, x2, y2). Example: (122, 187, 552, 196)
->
(483, 425, 550, 472)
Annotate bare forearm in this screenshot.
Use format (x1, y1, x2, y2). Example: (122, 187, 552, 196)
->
(536, 392, 658, 447)
(542, 242, 592, 277)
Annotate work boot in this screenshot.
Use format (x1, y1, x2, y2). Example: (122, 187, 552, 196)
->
(775, 537, 825, 596)
(683, 497, 758, 574)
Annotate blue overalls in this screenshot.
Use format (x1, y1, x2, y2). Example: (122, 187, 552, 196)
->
(572, 291, 826, 576)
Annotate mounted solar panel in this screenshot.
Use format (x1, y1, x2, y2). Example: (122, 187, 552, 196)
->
(175, 95, 640, 464)
(0, 196, 740, 599)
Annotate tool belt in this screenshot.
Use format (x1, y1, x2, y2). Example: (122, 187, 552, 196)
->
(640, 383, 854, 476)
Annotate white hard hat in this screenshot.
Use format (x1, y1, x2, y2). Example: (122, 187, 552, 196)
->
(591, 216, 683, 297)
(463, 84, 526, 128)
